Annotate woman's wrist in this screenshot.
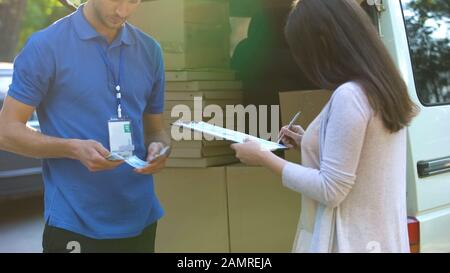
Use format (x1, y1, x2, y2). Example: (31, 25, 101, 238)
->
(260, 151, 288, 176)
(258, 150, 272, 166)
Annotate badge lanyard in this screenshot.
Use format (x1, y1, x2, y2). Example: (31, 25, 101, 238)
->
(96, 45, 124, 119)
(97, 44, 135, 157)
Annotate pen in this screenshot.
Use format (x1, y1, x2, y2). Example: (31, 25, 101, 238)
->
(277, 111, 302, 144)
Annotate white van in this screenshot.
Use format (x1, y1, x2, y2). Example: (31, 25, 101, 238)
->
(382, 0, 450, 253)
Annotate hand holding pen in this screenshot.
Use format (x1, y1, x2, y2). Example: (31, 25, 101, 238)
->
(277, 111, 305, 150)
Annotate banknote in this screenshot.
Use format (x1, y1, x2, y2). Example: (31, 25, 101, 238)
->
(106, 153, 149, 169)
(125, 156, 149, 169)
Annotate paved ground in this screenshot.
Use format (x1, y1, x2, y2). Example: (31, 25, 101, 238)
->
(0, 195, 44, 253)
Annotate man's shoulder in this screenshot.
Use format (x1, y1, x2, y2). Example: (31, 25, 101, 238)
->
(27, 13, 74, 49)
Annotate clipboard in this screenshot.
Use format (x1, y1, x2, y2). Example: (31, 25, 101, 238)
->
(172, 121, 288, 151)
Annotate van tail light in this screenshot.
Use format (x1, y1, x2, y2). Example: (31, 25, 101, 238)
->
(408, 217, 420, 253)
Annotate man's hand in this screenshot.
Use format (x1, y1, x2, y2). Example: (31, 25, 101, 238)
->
(71, 139, 124, 172)
(134, 142, 169, 175)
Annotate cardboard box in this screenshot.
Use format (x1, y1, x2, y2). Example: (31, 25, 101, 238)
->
(153, 167, 229, 252)
(165, 99, 242, 110)
(164, 47, 230, 70)
(135, 0, 230, 26)
(279, 90, 332, 163)
(226, 164, 301, 252)
(129, 0, 231, 69)
(156, 24, 230, 70)
(170, 146, 235, 158)
(166, 156, 238, 167)
(171, 139, 232, 149)
(153, 164, 299, 252)
(166, 81, 242, 91)
(166, 70, 236, 82)
(165, 90, 243, 101)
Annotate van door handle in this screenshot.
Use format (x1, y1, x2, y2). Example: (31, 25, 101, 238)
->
(417, 156, 450, 178)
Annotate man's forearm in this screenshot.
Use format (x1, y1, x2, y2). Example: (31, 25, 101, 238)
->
(144, 129, 171, 148)
(0, 121, 77, 159)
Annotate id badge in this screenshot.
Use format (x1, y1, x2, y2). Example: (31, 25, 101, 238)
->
(108, 119, 135, 158)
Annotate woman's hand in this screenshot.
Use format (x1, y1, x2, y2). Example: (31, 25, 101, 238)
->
(278, 125, 305, 150)
(230, 139, 270, 166)
(231, 138, 288, 175)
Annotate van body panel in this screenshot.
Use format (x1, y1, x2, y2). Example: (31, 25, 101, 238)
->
(417, 206, 450, 253)
(382, 0, 450, 252)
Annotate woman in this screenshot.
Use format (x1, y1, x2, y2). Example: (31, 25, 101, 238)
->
(230, 0, 418, 253)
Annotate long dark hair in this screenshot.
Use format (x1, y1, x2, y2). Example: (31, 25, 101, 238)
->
(285, 0, 418, 133)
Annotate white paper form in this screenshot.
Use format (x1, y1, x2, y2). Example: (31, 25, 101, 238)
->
(173, 121, 287, 151)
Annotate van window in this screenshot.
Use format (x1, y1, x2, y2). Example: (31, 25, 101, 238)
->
(401, 0, 450, 106)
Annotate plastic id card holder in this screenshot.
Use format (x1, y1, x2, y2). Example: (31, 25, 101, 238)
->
(108, 119, 135, 158)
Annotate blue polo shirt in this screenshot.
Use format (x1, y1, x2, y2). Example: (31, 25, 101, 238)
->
(7, 6, 165, 239)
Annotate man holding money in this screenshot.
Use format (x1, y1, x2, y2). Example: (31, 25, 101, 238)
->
(0, 0, 170, 253)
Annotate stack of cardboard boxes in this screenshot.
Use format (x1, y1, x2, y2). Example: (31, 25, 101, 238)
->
(130, 0, 242, 167)
(164, 70, 244, 167)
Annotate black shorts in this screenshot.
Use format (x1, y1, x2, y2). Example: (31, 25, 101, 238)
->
(42, 222, 157, 253)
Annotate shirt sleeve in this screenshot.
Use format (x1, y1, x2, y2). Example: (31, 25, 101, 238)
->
(144, 44, 165, 114)
(7, 36, 55, 107)
(282, 84, 372, 208)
